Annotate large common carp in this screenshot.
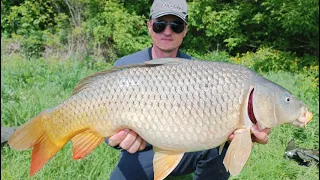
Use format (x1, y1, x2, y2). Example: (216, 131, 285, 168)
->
(9, 58, 313, 179)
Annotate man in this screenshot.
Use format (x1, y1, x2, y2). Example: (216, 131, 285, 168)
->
(107, 0, 271, 179)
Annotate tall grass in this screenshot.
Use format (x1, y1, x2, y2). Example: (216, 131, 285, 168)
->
(1, 53, 318, 180)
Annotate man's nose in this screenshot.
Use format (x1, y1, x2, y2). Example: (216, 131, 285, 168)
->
(163, 25, 173, 35)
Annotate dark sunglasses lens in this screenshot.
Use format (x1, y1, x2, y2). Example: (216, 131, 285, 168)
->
(170, 21, 185, 33)
(153, 22, 166, 33)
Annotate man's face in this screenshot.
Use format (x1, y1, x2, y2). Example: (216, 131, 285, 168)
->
(147, 15, 188, 52)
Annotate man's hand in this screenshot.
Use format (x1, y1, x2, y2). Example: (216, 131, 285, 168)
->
(250, 125, 271, 144)
(108, 129, 147, 154)
(228, 125, 271, 145)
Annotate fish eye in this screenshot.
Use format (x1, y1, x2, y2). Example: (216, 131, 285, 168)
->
(285, 97, 290, 102)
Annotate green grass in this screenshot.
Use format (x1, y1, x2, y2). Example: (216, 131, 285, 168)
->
(1, 53, 318, 179)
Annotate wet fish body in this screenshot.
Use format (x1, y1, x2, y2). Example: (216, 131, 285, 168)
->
(8, 58, 313, 179)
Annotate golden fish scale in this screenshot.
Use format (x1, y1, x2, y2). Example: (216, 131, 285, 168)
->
(45, 61, 255, 152)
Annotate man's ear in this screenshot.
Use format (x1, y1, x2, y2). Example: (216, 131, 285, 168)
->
(147, 20, 153, 34)
(183, 24, 189, 37)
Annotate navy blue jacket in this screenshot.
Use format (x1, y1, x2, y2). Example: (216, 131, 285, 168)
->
(114, 47, 192, 66)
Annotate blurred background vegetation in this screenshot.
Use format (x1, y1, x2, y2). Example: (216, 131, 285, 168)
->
(1, 0, 319, 63)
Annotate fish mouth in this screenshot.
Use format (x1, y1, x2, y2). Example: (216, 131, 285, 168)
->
(291, 110, 313, 128)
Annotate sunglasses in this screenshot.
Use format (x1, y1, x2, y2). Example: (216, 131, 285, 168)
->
(152, 20, 185, 34)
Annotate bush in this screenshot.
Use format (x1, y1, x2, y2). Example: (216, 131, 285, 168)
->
(86, 1, 151, 57)
(1, 1, 319, 61)
(229, 47, 319, 73)
(187, 50, 230, 62)
(186, 0, 319, 56)
(1, 0, 58, 36)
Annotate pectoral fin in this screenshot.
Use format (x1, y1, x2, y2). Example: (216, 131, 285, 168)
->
(223, 128, 252, 176)
(153, 147, 184, 180)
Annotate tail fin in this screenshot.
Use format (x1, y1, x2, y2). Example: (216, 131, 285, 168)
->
(8, 110, 64, 177)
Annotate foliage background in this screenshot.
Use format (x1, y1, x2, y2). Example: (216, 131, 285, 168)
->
(1, 0, 319, 60)
(1, 0, 319, 179)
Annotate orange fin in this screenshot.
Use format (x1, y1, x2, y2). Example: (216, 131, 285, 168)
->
(30, 132, 61, 177)
(8, 110, 64, 177)
(223, 128, 252, 176)
(71, 131, 105, 160)
(153, 147, 184, 180)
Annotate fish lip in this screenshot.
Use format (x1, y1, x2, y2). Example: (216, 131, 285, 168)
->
(293, 111, 313, 128)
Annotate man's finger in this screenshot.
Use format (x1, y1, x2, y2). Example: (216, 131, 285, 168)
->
(263, 128, 271, 135)
(139, 139, 147, 151)
(119, 130, 138, 150)
(127, 136, 142, 154)
(251, 126, 271, 144)
(227, 133, 234, 144)
(108, 129, 130, 147)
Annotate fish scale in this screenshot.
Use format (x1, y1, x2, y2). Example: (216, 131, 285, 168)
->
(97, 61, 245, 150)
(8, 58, 313, 179)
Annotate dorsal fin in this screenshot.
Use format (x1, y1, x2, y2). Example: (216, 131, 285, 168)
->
(72, 58, 184, 95)
(144, 58, 183, 65)
(72, 64, 146, 95)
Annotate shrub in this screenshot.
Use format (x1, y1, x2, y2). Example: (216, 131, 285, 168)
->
(229, 47, 319, 73)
